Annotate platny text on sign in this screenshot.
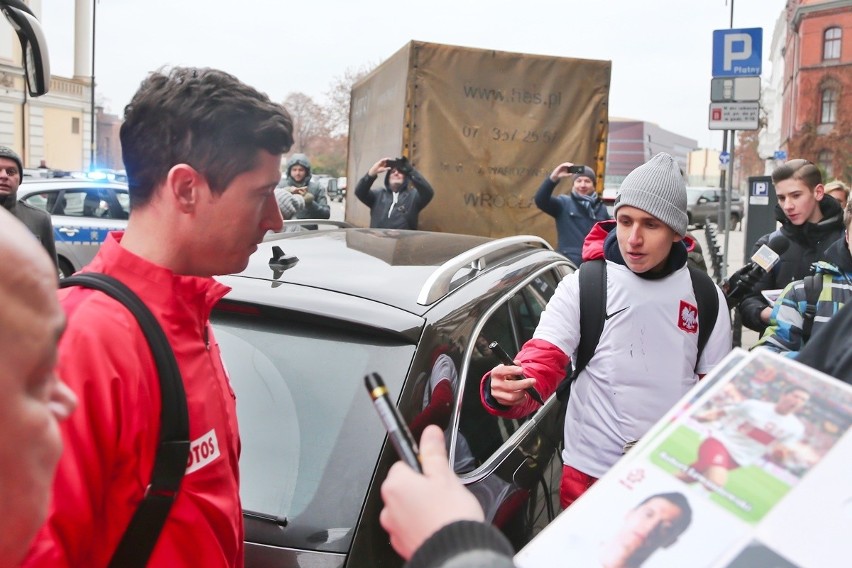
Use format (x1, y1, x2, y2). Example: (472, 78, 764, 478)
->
(712, 28, 763, 78)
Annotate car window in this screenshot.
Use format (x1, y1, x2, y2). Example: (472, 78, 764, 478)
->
(21, 191, 51, 212)
(452, 269, 564, 474)
(702, 190, 719, 202)
(60, 188, 110, 218)
(115, 191, 131, 218)
(211, 311, 416, 553)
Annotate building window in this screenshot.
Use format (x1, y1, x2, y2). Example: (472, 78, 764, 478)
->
(72, 117, 80, 134)
(824, 27, 841, 61)
(821, 89, 837, 124)
(818, 150, 834, 179)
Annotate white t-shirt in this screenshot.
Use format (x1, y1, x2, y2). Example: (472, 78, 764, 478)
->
(535, 261, 732, 478)
(711, 399, 805, 465)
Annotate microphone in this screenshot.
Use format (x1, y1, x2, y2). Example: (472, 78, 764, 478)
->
(724, 235, 790, 307)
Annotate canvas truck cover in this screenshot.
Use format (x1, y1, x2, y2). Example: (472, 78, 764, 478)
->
(345, 40, 611, 244)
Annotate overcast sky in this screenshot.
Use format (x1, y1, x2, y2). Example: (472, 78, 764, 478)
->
(40, 0, 786, 150)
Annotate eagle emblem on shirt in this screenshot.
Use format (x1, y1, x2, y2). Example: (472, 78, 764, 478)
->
(678, 300, 698, 334)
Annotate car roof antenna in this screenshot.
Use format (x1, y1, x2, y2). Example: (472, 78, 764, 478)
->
(268, 245, 299, 279)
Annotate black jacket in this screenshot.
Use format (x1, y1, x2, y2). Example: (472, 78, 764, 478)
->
(739, 196, 844, 333)
(354, 168, 434, 230)
(797, 301, 852, 386)
(1, 195, 57, 266)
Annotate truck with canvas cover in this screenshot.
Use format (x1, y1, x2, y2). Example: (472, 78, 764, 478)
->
(345, 40, 611, 244)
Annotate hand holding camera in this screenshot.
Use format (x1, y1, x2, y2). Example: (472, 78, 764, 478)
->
(549, 162, 586, 182)
(385, 157, 412, 175)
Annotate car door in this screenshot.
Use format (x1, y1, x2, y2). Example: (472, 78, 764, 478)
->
(451, 265, 570, 548)
(696, 190, 720, 225)
(51, 187, 129, 274)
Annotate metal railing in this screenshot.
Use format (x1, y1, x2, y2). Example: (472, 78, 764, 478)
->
(417, 235, 552, 305)
(704, 223, 725, 284)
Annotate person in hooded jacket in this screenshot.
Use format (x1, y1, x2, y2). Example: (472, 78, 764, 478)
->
(354, 156, 435, 230)
(0, 146, 57, 266)
(481, 153, 732, 509)
(534, 163, 610, 266)
(754, 199, 852, 357)
(283, 153, 330, 228)
(738, 159, 845, 334)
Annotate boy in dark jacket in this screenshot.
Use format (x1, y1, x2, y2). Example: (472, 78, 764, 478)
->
(755, 199, 852, 357)
(738, 159, 844, 333)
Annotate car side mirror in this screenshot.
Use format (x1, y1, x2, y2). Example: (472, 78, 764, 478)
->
(1, 1, 50, 96)
(697, 197, 708, 204)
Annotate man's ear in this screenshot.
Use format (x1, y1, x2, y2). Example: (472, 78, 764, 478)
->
(166, 164, 204, 213)
(673, 232, 684, 243)
(814, 183, 825, 201)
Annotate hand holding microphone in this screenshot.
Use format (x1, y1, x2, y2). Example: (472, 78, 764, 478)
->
(724, 235, 789, 308)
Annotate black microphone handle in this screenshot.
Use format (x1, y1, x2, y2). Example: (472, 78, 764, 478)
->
(725, 264, 767, 304)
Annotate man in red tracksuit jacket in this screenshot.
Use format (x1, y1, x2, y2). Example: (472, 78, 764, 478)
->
(23, 68, 294, 567)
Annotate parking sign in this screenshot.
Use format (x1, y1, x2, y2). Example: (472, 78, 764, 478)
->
(713, 28, 762, 77)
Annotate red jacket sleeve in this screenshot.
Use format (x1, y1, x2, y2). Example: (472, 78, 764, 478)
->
(480, 338, 571, 419)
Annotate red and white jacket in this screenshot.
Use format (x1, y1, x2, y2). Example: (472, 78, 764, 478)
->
(482, 221, 731, 478)
(24, 234, 244, 568)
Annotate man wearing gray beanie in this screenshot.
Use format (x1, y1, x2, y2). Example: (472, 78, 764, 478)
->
(534, 161, 610, 266)
(483, 152, 732, 508)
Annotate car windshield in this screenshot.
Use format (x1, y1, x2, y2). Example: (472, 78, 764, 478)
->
(211, 310, 416, 553)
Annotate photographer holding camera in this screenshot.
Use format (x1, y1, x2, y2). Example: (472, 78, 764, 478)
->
(534, 162, 610, 266)
(354, 156, 435, 230)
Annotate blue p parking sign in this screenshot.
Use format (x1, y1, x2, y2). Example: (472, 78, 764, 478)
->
(713, 28, 762, 77)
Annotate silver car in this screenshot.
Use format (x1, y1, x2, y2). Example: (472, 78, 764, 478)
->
(17, 178, 129, 277)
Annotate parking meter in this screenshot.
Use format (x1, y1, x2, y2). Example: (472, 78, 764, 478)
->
(744, 176, 778, 258)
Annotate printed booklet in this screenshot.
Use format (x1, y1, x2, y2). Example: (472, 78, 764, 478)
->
(515, 349, 852, 567)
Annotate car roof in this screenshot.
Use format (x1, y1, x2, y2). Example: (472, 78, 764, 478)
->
(18, 178, 128, 194)
(217, 228, 557, 318)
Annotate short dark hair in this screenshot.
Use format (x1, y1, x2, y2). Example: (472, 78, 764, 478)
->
(636, 492, 692, 538)
(771, 159, 822, 191)
(120, 67, 294, 207)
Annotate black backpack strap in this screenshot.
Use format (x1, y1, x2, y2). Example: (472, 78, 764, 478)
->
(60, 274, 190, 568)
(688, 265, 720, 370)
(801, 274, 822, 344)
(557, 259, 606, 402)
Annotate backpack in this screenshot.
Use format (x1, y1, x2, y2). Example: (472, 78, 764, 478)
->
(801, 273, 824, 344)
(60, 273, 189, 568)
(555, 259, 720, 402)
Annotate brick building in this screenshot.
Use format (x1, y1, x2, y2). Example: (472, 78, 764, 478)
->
(781, 0, 852, 181)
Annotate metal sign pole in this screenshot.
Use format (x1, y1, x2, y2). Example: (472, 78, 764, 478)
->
(723, 128, 736, 281)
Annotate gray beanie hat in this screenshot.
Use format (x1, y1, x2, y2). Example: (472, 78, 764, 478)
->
(0, 146, 23, 174)
(614, 152, 688, 236)
(573, 165, 596, 184)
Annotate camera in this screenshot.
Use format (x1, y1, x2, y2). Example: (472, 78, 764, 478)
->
(385, 157, 411, 173)
(566, 165, 587, 174)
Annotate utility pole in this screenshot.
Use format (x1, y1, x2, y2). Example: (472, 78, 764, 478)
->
(90, 0, 96, 170)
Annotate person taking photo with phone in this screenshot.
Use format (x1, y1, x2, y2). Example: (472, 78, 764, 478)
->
(534, 162, 610, 266)
(354, 156, 435, 230)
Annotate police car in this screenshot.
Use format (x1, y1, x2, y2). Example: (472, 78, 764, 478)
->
(17, 178, 129, 277)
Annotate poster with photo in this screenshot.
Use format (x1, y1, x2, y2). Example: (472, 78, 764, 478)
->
(517, 350, 852, 567)
(649, 352, 852, 523)
(515, 467, 744, 567)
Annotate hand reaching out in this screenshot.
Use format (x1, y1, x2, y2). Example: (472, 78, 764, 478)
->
(379, 425, 484, 560)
